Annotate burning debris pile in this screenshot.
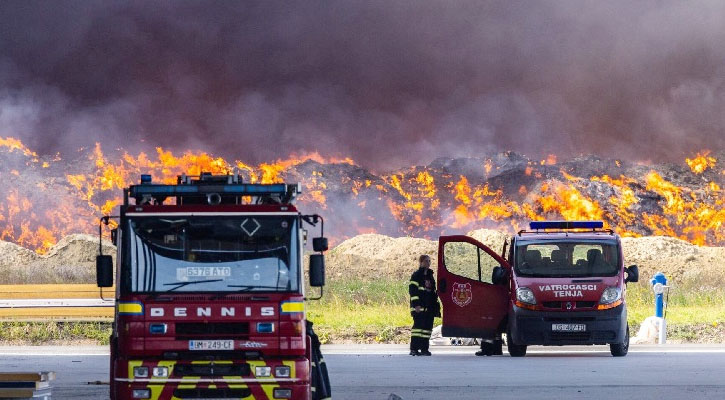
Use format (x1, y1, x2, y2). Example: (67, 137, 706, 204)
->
(0, 136, 723, 253)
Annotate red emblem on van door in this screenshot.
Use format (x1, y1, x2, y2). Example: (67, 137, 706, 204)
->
(452, 282, 472, 307)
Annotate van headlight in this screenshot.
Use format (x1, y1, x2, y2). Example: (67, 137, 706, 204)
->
(516, 287, 536, 305)
(599, 287, 622, 305)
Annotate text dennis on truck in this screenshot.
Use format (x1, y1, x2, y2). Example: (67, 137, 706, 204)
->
(437, 221, 639, 357)
(95, 173, 329, 400)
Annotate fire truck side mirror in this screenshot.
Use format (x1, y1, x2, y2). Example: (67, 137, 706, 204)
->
(96, 255, 114, 288)
(492, 266, 509, 285)
(312, 237, 329, 252)
(309, 254, 326, 287)
(625, 265, 639, 283)
(111, 228, 118, 246)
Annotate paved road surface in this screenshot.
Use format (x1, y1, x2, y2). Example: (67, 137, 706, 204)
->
(1, 345, 724, 399)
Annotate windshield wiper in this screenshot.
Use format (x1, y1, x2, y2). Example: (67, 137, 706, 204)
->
(225, 284, 284, 291)
(162, 279, 225, 292)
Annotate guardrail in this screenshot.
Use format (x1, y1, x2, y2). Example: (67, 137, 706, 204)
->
(0, 285, 114, 319)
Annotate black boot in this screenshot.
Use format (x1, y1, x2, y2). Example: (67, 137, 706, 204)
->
(409, 350, 419, 356)
(419, 350, 432, 356)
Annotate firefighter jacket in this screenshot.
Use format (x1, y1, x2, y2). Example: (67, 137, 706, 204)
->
(409, 268, 440, 316)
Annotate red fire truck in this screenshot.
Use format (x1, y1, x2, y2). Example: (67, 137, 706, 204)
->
(96, 173, 330, 399)
(437, 221, 639, 357)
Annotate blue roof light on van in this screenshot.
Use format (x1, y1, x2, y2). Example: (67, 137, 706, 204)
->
(529, 221, 604, 230)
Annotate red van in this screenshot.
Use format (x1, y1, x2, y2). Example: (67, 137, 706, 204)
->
(437, 221, 639, 357)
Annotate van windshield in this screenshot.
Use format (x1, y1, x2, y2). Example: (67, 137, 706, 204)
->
(514, 240, 620, 278)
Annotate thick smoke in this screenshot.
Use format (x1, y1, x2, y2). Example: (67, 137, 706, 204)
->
(1, 1, 724, 170)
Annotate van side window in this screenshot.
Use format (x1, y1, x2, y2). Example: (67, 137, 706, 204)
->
(443, 241, 498, 284)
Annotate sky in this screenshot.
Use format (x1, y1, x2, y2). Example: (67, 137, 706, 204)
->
(1, 0, 724, 170)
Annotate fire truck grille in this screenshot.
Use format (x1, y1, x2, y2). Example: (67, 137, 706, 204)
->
(173, 388, 252, 399)
(542, 302, 562, 309)
(175, 322, 249, 339)
(173, 363, 251, 377)
(575, 301, 597, 308)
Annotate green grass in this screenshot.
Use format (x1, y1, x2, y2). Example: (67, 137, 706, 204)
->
(0, 321, 111, 344)
(2, 279, 722, 345)
(307, 278, 725, 344)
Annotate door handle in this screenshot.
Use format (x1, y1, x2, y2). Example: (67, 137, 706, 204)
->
(439, 278, 447, 293)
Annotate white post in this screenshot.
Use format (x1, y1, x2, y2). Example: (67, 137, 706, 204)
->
(658, 317, 666, 345)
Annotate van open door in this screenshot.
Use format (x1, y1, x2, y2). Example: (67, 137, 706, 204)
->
(437, 235, 511, 339)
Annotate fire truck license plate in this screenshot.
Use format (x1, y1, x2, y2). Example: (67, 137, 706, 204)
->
(551, 324, 586, 332)
(189, 340, 234, 351)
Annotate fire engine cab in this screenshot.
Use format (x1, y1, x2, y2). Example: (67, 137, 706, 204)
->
(95, 173, 329, 399)
(437, 221, 639, 357)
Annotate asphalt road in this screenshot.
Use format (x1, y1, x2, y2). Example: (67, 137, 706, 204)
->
(1, 345, 724, 400)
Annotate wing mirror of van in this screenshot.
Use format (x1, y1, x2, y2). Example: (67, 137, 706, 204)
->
(625, 265, 639, 283)
(492, 266, 509, 285)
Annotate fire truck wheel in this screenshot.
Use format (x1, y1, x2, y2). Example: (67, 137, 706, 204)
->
(610, 324, 630, 357)
(506, 331, 527, 357)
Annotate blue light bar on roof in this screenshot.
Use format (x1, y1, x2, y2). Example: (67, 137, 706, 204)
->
(129, 183, 292, 197)
(529, 221, 604, 230)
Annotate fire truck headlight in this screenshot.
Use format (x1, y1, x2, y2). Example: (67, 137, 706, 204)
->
(133, 366, 149, 378)
(152, 366, 168, 378)
(132, 389, 151, 399)
(274, 366, 291, 378)
(255, 366, 272, 377)
(273, 388, 293, 399)
(599, 287, 622, 305)
(516, 287, 536, 305)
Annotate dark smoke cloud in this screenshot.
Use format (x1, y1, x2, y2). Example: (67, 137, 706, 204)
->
(1, 0, 724, 170)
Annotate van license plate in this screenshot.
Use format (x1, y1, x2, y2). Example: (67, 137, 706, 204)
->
(189, 340, 234, 351)
(551, 324, 586, 332)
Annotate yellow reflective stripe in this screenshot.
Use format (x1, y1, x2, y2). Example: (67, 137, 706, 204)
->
(409, 281, 420, 287)
(118, 302, 143, 315)
(410, 296, 419, 301)
(281, 301, 305, 313)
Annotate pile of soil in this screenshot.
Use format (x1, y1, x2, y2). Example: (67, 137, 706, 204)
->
(0, 234, 114, 284)
(1, 230, 723, 285)
(328, 230, 725, 284)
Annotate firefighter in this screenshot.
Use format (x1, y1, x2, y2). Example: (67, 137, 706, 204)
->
(409, 254, 440, 356)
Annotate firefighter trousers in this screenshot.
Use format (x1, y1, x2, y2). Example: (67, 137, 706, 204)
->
(410, 311, 434, 351)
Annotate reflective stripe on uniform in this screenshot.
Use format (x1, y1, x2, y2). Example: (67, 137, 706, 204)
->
(409, 281, 420, 287)
(410, 296, 419, 301)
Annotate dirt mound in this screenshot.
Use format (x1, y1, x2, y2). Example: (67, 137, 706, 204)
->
(0, 235, 115, 284)
(327, 234, 437, 280)
(622, 236, 725, 285)
(41, 234, 115, 266)
(0, 240, 39, 266)
(328, 230, 725, 284)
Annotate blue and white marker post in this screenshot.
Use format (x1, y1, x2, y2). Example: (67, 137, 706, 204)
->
(651, 272, 668, 344)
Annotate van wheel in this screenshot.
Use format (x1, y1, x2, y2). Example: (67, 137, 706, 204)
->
(506, 331, 527, 357)
(610, 324, 630, 357)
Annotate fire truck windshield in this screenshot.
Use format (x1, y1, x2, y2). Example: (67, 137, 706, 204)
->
(123, 215, 300, 293)
(514, 240, 620, 278)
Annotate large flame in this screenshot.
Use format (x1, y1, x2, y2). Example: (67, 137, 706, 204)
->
(0, 137, 722, 252)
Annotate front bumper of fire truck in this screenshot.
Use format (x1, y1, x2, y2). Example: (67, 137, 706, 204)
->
(509, 303, 627, 346)
(114, 359, 310, 400)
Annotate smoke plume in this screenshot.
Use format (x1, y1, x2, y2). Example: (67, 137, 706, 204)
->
(1, 1, 724, 169)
